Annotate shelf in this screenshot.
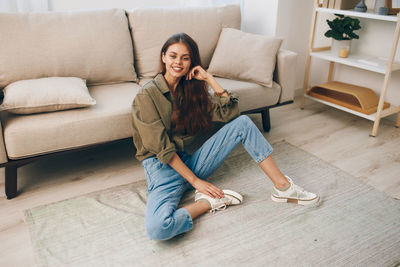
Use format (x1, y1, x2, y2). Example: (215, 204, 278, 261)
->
(304, 94, 376, 121)
(316, 7, 398, 22)
(305, 94, 375, 121)
(310, 51, 400, 74)
(305, 94, 400, 120)
(303, 1, 400, 136)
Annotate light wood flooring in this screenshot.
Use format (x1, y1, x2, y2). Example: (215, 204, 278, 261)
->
(0, 97, 399, 266)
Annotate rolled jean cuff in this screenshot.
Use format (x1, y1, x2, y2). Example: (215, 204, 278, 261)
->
(175, 207, 193, 234)
(254, 146, 273, 163)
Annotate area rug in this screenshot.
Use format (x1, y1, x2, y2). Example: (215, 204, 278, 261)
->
(25, 141, 400, 267)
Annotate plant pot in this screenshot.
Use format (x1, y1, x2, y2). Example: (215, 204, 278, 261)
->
(331, 39, 351, 58)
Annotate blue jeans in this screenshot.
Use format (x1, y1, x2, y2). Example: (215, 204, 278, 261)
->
(142, 115, 273, 240)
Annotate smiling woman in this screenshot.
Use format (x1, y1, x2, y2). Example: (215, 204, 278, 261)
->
(160, 33, 215, 135)
(161, 43, 191, 86)
(130, 32, 319, 241)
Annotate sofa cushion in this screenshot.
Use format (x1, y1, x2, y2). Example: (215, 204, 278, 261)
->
(0, 9, 137, 88)
(208, 28, 282, 88)
(127, 5, 241, 79)
(214, 77, 281, 112)
(0, 77, 96, 114)
(1, 82, 140, 159)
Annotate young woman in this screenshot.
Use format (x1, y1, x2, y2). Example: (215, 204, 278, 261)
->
(131, 33, 319, 241)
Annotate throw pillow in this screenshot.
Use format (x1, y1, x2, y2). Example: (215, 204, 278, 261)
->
(0, 77, 96, 114)
(207, 28, 283, 87)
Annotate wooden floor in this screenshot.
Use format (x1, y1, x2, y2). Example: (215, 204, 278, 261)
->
(0, 97, 399, 266)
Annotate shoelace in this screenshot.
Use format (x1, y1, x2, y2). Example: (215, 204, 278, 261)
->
(292, 183, 305, 192)
(210, 204, 227, 213)
(209, 198, 232, 213)
(290, 183, 308, 199)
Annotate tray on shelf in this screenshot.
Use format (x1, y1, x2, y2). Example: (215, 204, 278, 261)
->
(307, 81, 390, 115)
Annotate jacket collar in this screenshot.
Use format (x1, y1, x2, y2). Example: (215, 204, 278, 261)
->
(154, 74, 171, 94)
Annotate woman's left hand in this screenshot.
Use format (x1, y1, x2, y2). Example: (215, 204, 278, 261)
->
(186, 65, 211, 81)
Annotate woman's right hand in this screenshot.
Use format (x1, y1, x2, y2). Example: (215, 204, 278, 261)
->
(186, 65, 211, 82)
(192, 178, 224, 199)
(167, 153, 224, 199)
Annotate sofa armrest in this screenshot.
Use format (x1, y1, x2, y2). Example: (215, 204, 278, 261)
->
(0, 118, 8, 165)
(273, 49, 298, 103)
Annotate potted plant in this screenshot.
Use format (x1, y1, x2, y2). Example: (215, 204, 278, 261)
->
(325, 14, 361, 58)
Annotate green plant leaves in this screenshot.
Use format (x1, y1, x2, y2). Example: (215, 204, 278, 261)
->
(324, 14, 361, 40)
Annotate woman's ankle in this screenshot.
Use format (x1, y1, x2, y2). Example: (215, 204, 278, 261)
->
(275, 182, 290, 191)
(274, 176, 291, 190)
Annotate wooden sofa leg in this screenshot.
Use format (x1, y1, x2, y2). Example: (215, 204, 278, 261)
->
(5, 165, 18, 199)
(261, 108, 271, 132)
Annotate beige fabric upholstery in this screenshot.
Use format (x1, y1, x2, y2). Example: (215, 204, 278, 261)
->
(127, 5, 241, 79)
(2, 83, 140, 159)
(0, 77, 96, 114)
(0, 122, 8, 164)
(274, 49, 297, 103)
(214, 77, 281, 112)
(138, 78, 153, 87)
(0, 9, 137, 88)
(208, 28, 282, 88)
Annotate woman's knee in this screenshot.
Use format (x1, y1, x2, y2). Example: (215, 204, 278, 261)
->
(233, 115, 255, 129)
(146, 216, 174, 241)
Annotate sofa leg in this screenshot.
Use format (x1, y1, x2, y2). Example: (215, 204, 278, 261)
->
(261, 108, 271, 132)
(5, 165, 18, 199)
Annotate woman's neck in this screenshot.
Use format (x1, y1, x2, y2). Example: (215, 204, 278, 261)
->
(163, 73, 180, 92)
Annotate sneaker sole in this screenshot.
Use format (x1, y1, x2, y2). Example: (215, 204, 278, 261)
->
(270, 194, 319, 206)
(223, 190, 243, 205)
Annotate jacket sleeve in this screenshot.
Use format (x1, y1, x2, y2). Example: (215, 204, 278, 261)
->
(131, 93, 177, 164)
(210, 92, 240, 123)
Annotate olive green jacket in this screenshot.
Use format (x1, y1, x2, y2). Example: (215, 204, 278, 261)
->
(131, 74, 239, 164)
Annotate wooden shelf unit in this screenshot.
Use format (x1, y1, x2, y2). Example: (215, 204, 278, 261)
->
(302, 1, 400, 136)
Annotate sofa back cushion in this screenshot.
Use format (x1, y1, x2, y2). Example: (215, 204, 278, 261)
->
(0, 9, 137, 88)
(127, 5, 241, 79)
(208, 28, 283, 87)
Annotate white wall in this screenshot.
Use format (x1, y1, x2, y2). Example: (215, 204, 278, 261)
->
(242, 0, 278, 36)
(276, 0, 314, 92)
(48, 0, 181, 11)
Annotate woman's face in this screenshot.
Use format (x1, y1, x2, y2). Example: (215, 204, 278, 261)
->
(162, 42, 191, 80)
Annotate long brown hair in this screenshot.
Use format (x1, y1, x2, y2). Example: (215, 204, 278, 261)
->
(160, 33, 212, 136)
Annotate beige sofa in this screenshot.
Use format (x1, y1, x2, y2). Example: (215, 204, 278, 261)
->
(0, 5, 297, 199)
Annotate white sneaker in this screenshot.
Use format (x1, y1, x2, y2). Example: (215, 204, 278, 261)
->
(271, 176, 319, 206)
(195, 189, 243, 212)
